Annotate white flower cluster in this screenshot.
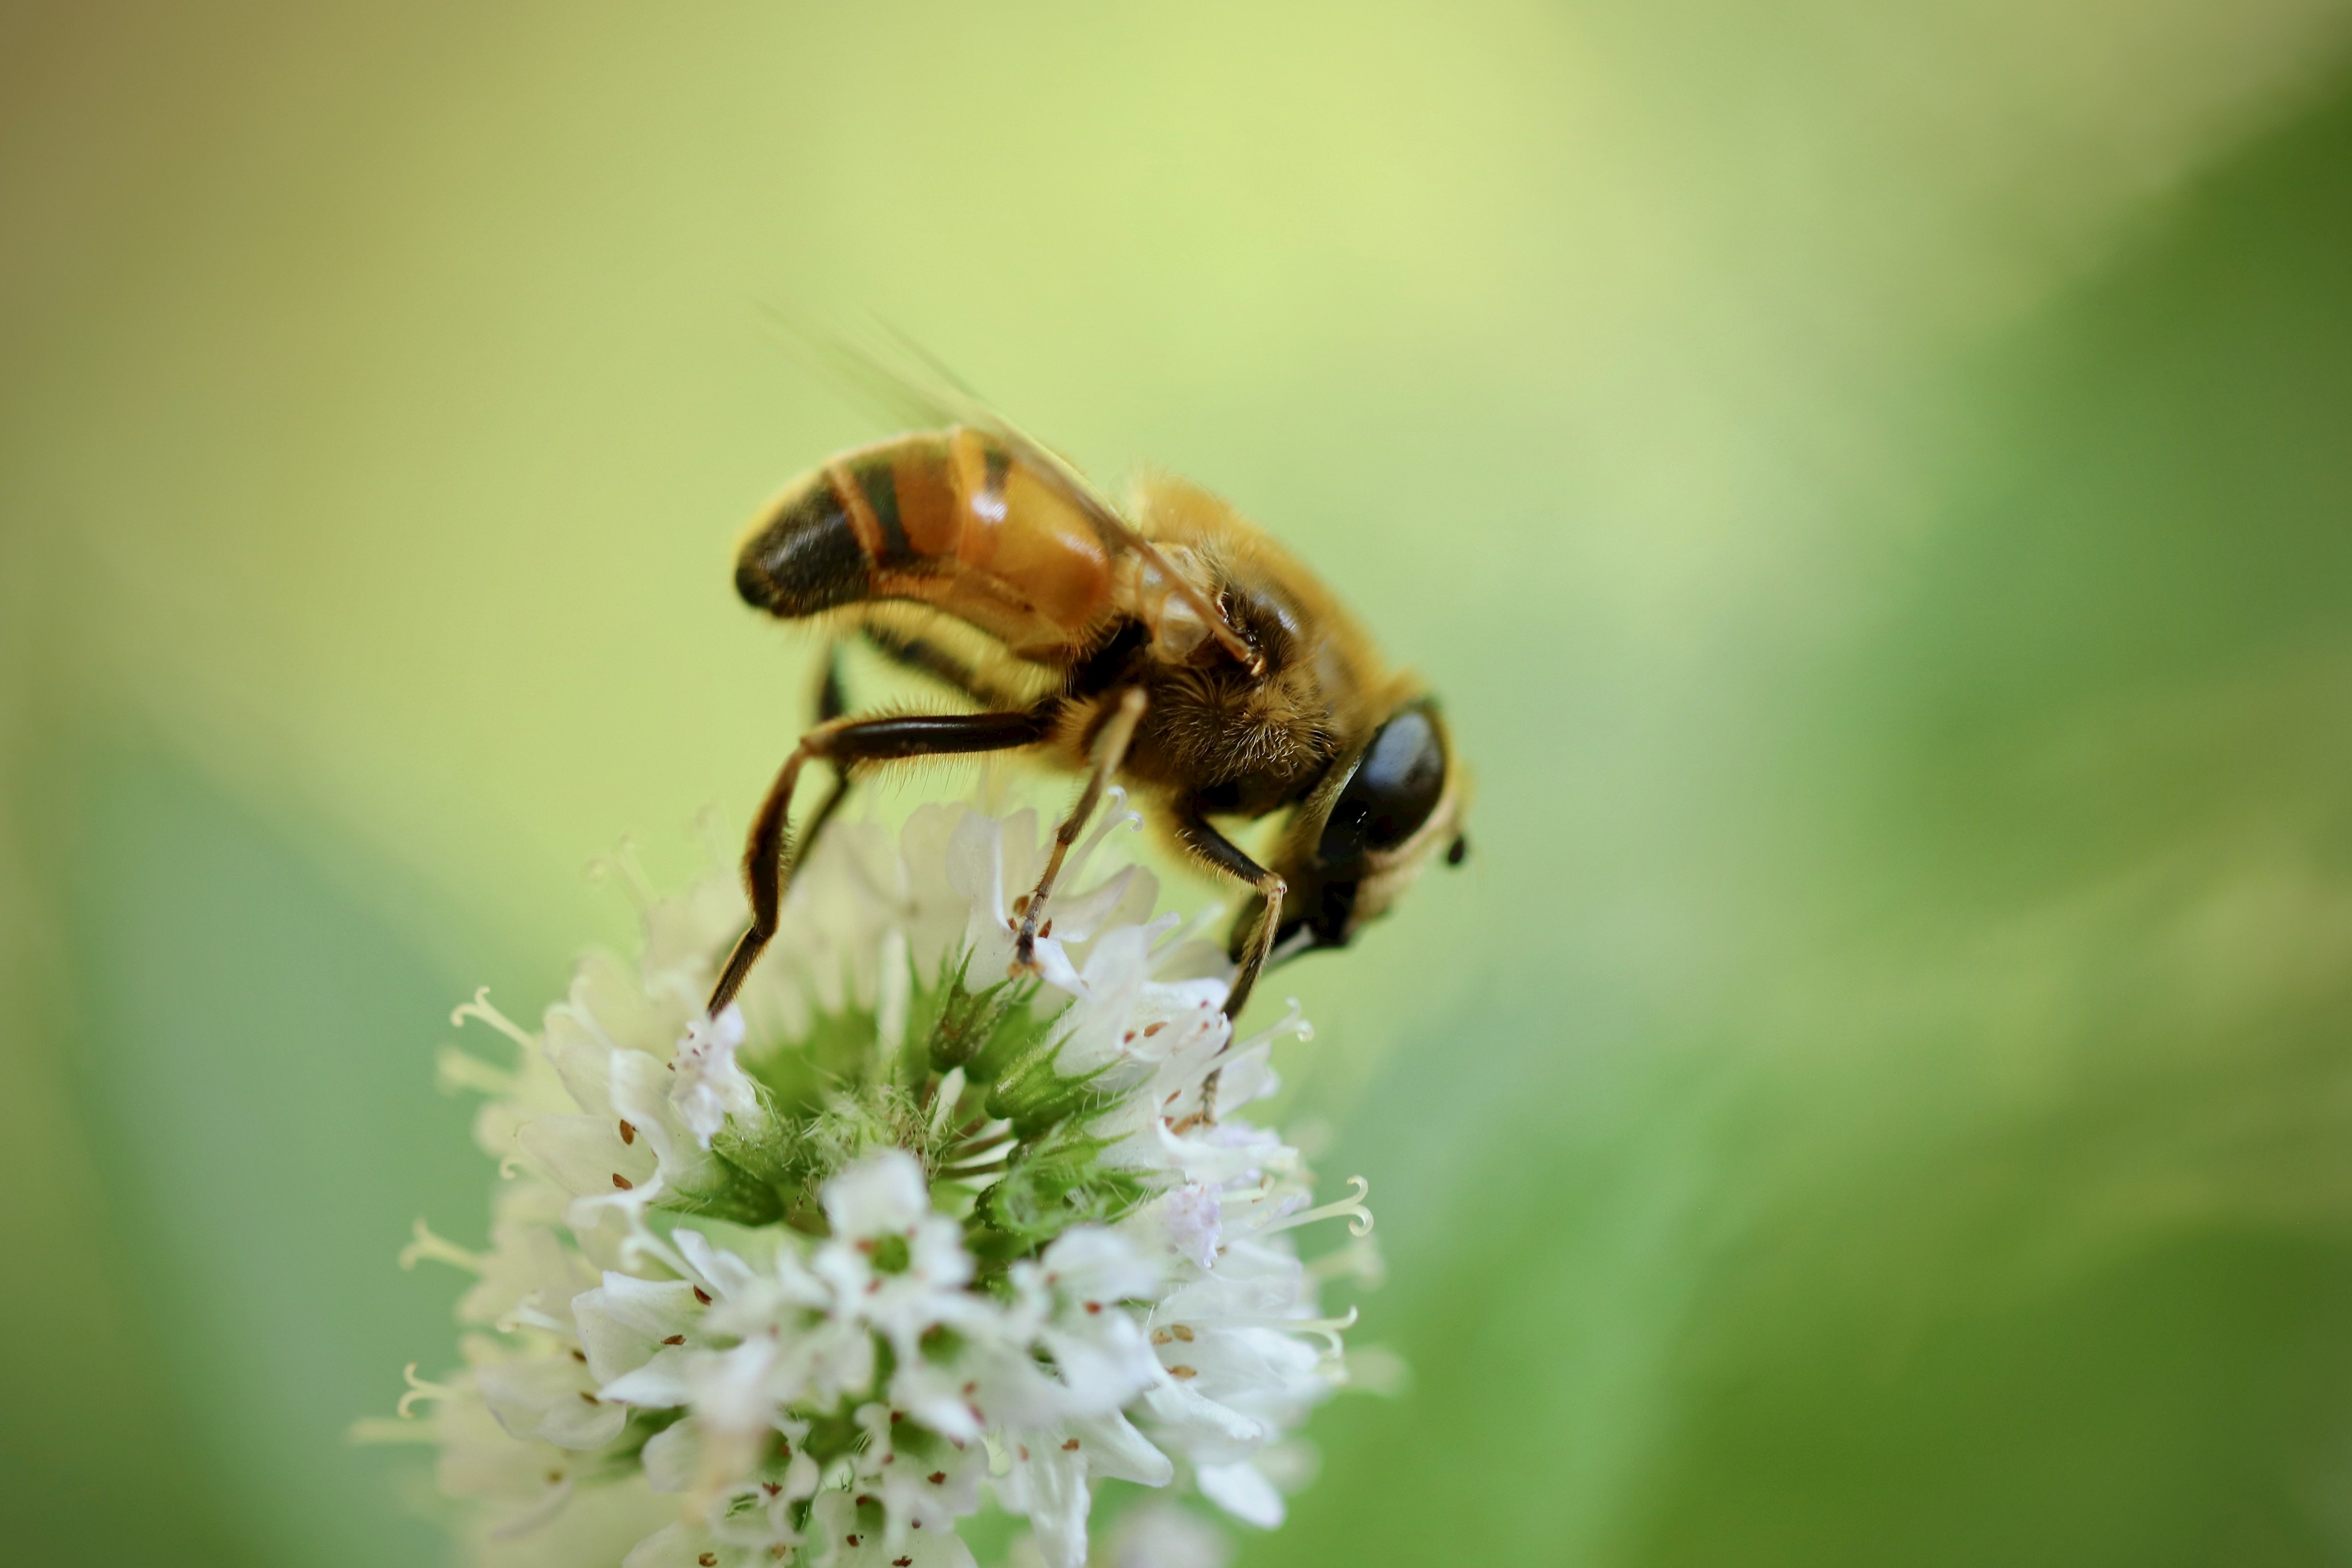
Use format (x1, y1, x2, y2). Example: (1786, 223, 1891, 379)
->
(377, 800, 1380, 1568)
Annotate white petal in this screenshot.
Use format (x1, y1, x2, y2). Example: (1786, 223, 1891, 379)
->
(1195, 1461, 1285, 1529)
(991, 1441, 1090, 1568)
(668, 1006, 756, 1148)
(573, 1272, 701, 1383)
(1160, 1186, 1223, 1271)
(640, 1419, 700, 1493)
(625, 1523, 759, 1568)
(598, 1345, 696, 1408)
(535, 1392, 628, 1450)
(1042, 1224, 1161, 1304)
(822, 1149, 931, 1239)
(1139, 1380, 1267, 1451)
(674, 1228, 768, 1303)
(612, 1046, 723, 1185)
(1204, 1041, 1278, 1112)
(519, 1113, 651, 1197)
(1069, 1409, 1173, 1487)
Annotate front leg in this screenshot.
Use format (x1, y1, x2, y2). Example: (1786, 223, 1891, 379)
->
(1011, 687, 1148, 973)
(1173, 806, 1289, 1021)
(1171, 803, 1290, 1126)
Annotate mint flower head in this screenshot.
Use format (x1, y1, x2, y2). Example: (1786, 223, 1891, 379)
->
(374, 796, 1382, 1568)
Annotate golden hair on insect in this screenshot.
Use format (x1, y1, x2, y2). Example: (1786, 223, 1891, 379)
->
(710, 380, 1465, 1114)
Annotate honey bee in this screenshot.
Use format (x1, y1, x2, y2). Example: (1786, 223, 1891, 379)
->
(705, 397, 1467, 1095)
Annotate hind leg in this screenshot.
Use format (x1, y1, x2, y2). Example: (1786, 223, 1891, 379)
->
(707, 707, 1055, 1017)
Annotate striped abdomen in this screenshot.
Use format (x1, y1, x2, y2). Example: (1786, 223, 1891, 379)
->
(733, 428, 1119, 660)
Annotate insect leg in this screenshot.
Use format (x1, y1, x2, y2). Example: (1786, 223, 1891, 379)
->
(815, 640, 850, 722)
(794, 644, 857, 859)
(707, 707, 1055, 1017)
(1170, 805, 1290, 1125)
(1011, 687, 1149, 975)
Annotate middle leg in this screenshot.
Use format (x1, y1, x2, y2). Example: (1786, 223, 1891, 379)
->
(1010, 687, 1149, 974)
(1170, 803, 1290, 1126)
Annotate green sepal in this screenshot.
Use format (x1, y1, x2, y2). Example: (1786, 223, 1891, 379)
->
(966, 1120, 1157, 1264)
(982, 1034, 1120, 1137)
(911, 950, 1061, 1082)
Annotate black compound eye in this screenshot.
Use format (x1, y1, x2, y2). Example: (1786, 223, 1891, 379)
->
(1317, 706, 1448, 867)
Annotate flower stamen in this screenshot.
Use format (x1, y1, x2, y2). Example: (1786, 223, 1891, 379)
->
(396, 1218, 483, 1275)
(448, 988, 534, 1048)
(396, 1363, 459, 1418)
(1259, 1176, 1374, 1238)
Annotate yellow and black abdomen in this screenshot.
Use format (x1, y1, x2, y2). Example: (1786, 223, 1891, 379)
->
(734, 427, 1119, 661)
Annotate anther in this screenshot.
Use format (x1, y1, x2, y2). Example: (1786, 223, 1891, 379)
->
(662, 1334, 685, 1346)
(610, 1174, 633, 1191)
(1061, 1438, 1080, 1451)
(694, 1287, 712, 1305)
(1169, 1365, 1198, 1380)
(927, 1471, 946, 1485)
(618, 1119, 636, 1145)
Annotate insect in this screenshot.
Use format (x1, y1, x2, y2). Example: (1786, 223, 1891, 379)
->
(705, 400, 1467, 1098)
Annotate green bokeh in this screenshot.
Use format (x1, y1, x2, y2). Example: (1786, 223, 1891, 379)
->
(7, 3, 2352, 1564)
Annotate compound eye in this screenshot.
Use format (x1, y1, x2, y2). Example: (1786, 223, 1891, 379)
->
(1317, 706, 1448, 867)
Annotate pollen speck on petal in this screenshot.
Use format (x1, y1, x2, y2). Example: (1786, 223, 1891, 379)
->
(389, 800, 1378, 1568)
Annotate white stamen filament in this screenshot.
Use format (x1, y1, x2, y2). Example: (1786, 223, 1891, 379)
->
(449, 988, 534, 1048)
(1259, 1176, 1374, 1238)
(386, 800, 1386, 1566)
(397, 1364, 460, 1418)
(1235, 997, 1314, 1055)
(494, 1304, 572, 1336)
(584, 836, 655, 911)
(1214, 1306, 1360, 1355)
(1307, 1240, 1386, 1286)
(432, 1043, 514, 1097)
(397, 1217, 484, 1274)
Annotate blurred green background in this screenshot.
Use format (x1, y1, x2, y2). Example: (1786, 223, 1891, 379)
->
(9, 2, 2352, 1563)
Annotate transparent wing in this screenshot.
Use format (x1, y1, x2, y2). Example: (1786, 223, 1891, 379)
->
(763, 311, 1262, 672)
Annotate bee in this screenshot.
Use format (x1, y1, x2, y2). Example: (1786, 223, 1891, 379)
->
(705, 401, 1467, 1097)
